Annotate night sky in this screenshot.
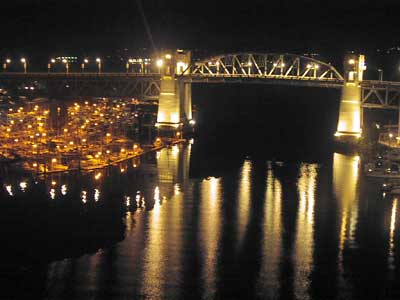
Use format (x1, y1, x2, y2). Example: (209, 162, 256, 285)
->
(1, 0, 400, 58)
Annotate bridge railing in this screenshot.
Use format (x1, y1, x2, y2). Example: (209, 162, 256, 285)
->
(0, 72, 161, 78)
(187, 72, 344, 82)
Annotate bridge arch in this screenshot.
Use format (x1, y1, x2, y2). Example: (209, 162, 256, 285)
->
(185, 53, 344, 83)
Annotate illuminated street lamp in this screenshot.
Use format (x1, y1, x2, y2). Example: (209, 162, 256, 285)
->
(3, 58, 11, 71)
(96, 58, 101, 74)
(378, 68, 383, 81)
(20, 58, 27, 73)
(138, 58, 144, 73)
(247, 61, 252, 74)
(51, 158, 57, 170)
(389, 132, 394, 146)
(313, 64, 319, 77)
(62, 59, 69, 74)
(156, 59, 163, 73)
(126, 58, 134, 73)
(144, 59, 150, 73)
(81, 58, 89, 73)
(47, 58, 56, 73)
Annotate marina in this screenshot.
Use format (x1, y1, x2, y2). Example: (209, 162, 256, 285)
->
(0, 97, 176, 174)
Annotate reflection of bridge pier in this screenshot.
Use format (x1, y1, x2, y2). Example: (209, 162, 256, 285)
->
(155, 142, 192, 198)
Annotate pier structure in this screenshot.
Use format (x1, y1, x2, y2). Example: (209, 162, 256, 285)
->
(334, 54, 366, 141)
(155, 50, 193, 134)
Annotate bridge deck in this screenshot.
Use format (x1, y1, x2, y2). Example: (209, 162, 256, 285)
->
(0, 72, 161, 79)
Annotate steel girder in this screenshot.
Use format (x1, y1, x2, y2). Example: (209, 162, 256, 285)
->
(361, 80, 400, 109)
(185, 53, 344, 86)
(0, 73, 161, 100)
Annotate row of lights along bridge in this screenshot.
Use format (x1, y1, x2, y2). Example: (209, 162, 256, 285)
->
(2, 57, 163, 74)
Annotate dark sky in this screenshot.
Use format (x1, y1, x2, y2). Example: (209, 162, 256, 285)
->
(1, 0, 399, 58)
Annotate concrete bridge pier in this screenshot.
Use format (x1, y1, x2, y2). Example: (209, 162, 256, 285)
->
(179, 80, 193, 122)
(335, 54, 366, 142)
(156, 50, 193, 137)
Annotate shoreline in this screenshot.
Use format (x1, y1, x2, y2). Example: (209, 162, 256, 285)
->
(12, 139, 187, 176)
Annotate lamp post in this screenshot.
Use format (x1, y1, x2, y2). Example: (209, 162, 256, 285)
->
(378, 68, 383, 81)
(126, 58, 133, 73)
(138, 58, 143, 73)
(3, 59, 11, 71)
(48, 58, 55, 73)
(156, 59, 163, 74)
(62, 59, 69, 74)
(313, 64, 319, 78)
(20, 58, 27, 74)
(51, 158, 57, 171)
(81, 58, 88, 73)
(96, 58, 101, 74)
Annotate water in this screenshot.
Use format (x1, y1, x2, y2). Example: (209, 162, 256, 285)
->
(1, 139, 400, 300)
(0, 82, 396, 299)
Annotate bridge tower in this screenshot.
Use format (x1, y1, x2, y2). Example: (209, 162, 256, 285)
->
(335, 54, 366, 140)
(156, 49, 193, 135)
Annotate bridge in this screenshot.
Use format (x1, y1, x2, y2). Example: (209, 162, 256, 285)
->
(2, 50, 400, 140)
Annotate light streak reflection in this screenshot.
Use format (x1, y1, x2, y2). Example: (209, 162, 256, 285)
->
(200, 176, 221, 299)
(258, 168, 282, 297)
(388, 198, 398, 269)
(237, 160, 252, 248)
(294, 163, 318, 300)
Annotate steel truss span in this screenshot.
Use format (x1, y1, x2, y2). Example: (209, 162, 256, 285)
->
(186, 53, 344, 86)
(0, 73, 161, 100)
(361, 80, 400, 110)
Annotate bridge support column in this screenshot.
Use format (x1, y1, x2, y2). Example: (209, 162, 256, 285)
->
(335, 54, 366, 141)
(180, 81, 192, 122)
(156, 50, 193, 136)
(156, 77, 181, 128)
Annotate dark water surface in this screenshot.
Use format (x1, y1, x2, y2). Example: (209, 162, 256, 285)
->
(0, 141, 398, 300)
(1, 85, 398, 300)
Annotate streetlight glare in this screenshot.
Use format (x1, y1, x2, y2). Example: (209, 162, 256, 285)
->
(84, 58, 89, 63)
(156, 59, 163, 68)
(51, 58, 56, 63)
(96, 58, 102, 73)
(6, 59, 11, 64)
(20, 58, 26, 63)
